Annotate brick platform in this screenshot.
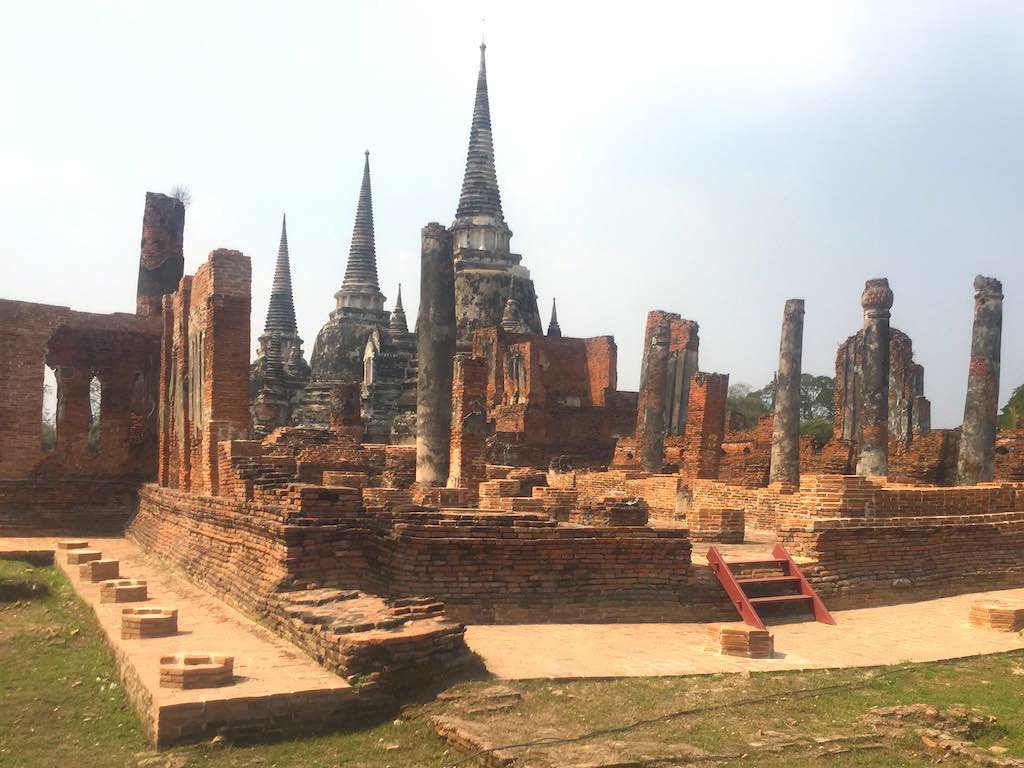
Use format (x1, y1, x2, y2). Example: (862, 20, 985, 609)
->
(688, 507, 744, 543)
(122, 607, 178, 639)
(159, 653, 233, 689)
(66, 548, 102, 565)
(704, 623, 773, 657)
(79, 558, 119, 582)
(969, 600, 1024, 632)
(56, 540, 89, 550)
(99, 578, 148, 603)
(2, 537, 363, 747)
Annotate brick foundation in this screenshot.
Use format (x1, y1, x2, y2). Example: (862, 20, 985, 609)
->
(0, 479, 139, 536)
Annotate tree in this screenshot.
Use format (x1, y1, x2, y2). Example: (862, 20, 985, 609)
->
(727, 383, 770, 428)
(170, 185, 192, 209)
(727, 374, 836, 440)
(799, 374, 835, 422)
(998, 384, 1024, 429)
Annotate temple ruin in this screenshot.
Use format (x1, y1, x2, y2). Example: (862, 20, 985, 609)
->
(2, 41, 1023, 751)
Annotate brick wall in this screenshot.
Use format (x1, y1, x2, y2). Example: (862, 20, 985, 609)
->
(0, 299, 161, 480)
(0, 479, 138, 535)
(676, 372, 729, 479)
(448, 354, 487, 493)
(130, 480, 696, 624)
(718, 415, 773, 487)
(781, 510, 1024, 607)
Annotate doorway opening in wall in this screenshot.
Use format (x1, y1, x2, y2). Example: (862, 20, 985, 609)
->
(88, 374, 101, 454)
(41, 365, 57, 452)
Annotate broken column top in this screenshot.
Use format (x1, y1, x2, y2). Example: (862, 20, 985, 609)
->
(861, 278, 893, 311)
(784, 298, 805, 317)
(974, 275, 1003, 298)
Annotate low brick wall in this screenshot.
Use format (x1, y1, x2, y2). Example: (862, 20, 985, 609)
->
(782, 512, 1024, 608)
(0, 479, 139, 535)
(130, 484, 699, 625)
(571, 470, 684, 522)
(369, 510, 691, 622)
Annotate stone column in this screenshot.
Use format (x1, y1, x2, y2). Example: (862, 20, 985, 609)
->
(136, 192, 186, 317)
(855, 279, 894, 478)
(415, 223, 456, 485)
(769, 299, 804, 486)
(636, 311, 671, 473)
(957, 275, 1004, 485)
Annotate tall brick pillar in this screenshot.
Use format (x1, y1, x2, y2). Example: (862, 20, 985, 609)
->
(187, 250, 251, 496)
(636, 311, 672, 472)
(855, 279, 893, 478)
(769, 299, 804, 486)
(136, 192, 185, 317)
(415, 223, 456, 485)
(957, 275, 1003, 485)
(447, 353, 488, 494)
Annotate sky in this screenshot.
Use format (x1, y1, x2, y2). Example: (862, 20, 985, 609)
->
(2, 1, 1022, 428)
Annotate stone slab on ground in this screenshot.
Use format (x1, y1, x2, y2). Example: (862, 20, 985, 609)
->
(465, 586, 1024, 679)
(0, 536, 359, 747)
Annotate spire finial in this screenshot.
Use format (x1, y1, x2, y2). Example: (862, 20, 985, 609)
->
(263, 212, 297, 334)
(388, 282, 409, 335)
(338, 152, 383, 302)
(455, 40, 504, 223)
(547, 297, 562, 337)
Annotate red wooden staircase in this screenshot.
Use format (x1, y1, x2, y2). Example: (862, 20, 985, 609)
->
(706, 543, 835, 630)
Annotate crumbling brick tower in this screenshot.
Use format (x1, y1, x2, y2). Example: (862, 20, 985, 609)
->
(635, 311, 700, 472)
(158, 249, 251, 494)
(451, 43, 542, 350)
(135, 192, 185, 317)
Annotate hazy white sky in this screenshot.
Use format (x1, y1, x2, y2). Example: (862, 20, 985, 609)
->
(2, 1, 1022, 427)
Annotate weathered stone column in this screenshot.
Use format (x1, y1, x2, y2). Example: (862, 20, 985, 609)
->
(957, 275, 1004, 485)
(136, 192, 186, 317)
(855, 279, 894, 478)
(415, 223, 456, 485)
(769, 299, 804, 486)
(636, 311, 672, 473)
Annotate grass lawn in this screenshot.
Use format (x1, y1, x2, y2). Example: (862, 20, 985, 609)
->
(4, 556, 1024, 767)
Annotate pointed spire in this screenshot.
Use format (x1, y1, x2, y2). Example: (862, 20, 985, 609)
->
(389, 283, 409, 335)
(547, 298, 562, 337)
(264, 213, 298, 333)
(340, 151, 382, 295)
(455, 43, 505, 222)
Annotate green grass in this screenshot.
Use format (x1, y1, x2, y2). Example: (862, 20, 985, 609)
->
(4, 557, 1024, 767)
(0, 559, 448, 768)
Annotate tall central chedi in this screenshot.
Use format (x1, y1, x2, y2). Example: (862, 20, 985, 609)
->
(297, 152, 413, 430)
(451, 43, 542, 349)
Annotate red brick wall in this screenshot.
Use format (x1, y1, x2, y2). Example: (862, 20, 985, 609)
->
(0, 299, 160, 481)
(677, 372, 729, 479)
(158, 251, 251, 495)
(472, 328, 633, 469)
(130, 482, 696, 623)
(0, 479, 138, 535)
(448, 354, 488, 494)
(717, 415, 773, 487)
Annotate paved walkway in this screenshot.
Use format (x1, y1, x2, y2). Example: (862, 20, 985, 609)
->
(2, 537, 355, 745)
(466, 588, 1024, 679)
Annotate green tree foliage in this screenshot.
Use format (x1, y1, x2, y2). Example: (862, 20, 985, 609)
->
(726, 383, 770, 428)
(727, 375, 836, 439)
(998, 384, 1024, 429)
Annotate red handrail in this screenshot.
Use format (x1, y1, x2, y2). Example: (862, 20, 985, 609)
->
(771, 543, 836, 625)
(706, 545, 766, 630)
